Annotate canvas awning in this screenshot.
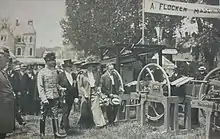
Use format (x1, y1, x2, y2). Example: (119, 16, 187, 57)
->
(16, 58, 63, 65)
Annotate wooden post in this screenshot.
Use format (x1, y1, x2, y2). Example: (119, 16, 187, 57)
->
(174, 102, 179, 132)
(115, 46, 120, 73)
(164, 98, 171, 132)
(159, 48, 163, 66)
(100, 48, 104, 73)
(186, 99, 192, 131)
(205, 111, 213, 139)
(140, 97, 146, 126)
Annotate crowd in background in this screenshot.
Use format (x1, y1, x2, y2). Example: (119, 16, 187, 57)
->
(0, 44, 124, 139)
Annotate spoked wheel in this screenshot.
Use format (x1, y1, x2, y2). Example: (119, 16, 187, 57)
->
(199, 67, 220, 130)
(136, 63, 171, 121)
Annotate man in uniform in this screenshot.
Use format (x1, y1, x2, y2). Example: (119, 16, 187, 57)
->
(37, 51, 67, 138)
(0, 45, 15, 139)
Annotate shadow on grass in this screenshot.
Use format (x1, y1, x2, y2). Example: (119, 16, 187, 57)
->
(66, 128, 84, 136)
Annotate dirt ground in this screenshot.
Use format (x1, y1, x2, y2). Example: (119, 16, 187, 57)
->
(4, 110, 214, 139)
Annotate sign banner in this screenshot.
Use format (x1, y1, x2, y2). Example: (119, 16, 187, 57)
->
(144, 0, 220, 18)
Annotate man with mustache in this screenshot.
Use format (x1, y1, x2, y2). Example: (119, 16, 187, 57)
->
(37, 51, 66, 138)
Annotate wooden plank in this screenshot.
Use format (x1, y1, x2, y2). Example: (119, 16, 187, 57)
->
(205, 111, 213, 139)
(120, 94, 131, 100)
(136, 100, 141, 121)
(125, 100, 130, 121)
(186, 101, 192, 131)
(164, 99, 171, 132)
(174, 102, 179, 132)
(140, 99, 146, 126)
(191, 100, 214, 110)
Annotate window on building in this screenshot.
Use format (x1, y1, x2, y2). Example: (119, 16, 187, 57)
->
(4, 36, 6, 41)
(30, 48, 33, 56)
(17, 48, 22, 56)
(0, 36, 4, 41)
(30, 36, 33, 42)
(17, 37, 21, 42)
(0, 36, 6, 41)
(22, 36, 24, 42)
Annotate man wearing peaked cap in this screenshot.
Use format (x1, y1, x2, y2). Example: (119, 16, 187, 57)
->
(37, 51, 67, 138)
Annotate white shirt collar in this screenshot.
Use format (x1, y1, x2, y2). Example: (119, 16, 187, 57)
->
(65, 71, 73, 85)
(107, 71, 114, 85)
(87, 71, 95, 87)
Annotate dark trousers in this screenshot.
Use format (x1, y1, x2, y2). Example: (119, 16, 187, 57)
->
(40, 99, 59, 120)
(60, 101, 73, 130)
(34, 100, 41, 115)
(14, 101, 24, 126)
(0, 133, 6, 139)
(106, 104, 119, 124)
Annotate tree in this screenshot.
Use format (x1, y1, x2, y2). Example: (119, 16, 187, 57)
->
(61, 0, 184, 57)
(61, 0, 142, 57)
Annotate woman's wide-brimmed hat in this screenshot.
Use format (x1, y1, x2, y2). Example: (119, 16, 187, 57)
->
(80, 56, 100, 68)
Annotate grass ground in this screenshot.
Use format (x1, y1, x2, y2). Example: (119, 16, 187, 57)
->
(5, 109, 210, 139)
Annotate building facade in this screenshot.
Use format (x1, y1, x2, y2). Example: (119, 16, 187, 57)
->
(0, 19, 36, 57)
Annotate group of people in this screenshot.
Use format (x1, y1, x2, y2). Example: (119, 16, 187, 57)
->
(0, 44, 124, 139)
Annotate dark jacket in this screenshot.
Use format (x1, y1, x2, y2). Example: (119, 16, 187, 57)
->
(0, 70, 15, 133)
(7, 70, 22, 95)
(58, 71, 79, 103)
(30, 70, 39, 100)
(100, 71, 122, 96)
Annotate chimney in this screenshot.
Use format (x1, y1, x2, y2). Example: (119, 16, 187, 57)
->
(28, 20, 33, 25)
(16, 19, 19, 26)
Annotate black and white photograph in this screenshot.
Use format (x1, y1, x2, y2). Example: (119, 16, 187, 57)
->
(0, 0, 220, 138)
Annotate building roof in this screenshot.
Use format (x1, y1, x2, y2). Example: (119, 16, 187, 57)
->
(13, 24, 35, 36)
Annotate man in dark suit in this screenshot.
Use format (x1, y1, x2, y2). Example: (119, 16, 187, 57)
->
(6, 60, 26, 127)
(0, 45, 15, 139)
(30, 63, 40, 115)
(100, 63, 124, 125)
(58, 59, 79, 132)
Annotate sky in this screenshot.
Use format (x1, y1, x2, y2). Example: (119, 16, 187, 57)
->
(0, 0, 66, 48)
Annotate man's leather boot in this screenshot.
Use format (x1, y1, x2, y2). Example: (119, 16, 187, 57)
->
(40, 119, 45, 139)
(52, 119, 67, 138)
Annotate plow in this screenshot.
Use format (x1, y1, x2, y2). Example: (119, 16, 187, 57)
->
(118, 63, 220, 139)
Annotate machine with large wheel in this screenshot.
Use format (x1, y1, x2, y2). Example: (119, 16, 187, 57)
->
(134, 63, 192, 132)
(132, 62, 220, 139)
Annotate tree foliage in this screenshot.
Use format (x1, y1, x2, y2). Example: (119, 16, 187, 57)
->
(61, 0, 142, 56)
(61, 0, 219, 68)
(60, 0, 185, 57)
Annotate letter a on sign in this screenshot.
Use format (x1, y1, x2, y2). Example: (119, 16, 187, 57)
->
(150, 3, 155, 9)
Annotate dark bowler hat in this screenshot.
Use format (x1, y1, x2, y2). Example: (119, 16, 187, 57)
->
(43, 51, 56, 61)
(62, 59, 73, 67)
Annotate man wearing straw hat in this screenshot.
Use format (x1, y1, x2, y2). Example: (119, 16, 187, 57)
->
(100, 63, 124, 125)
(37, 51, 67, 138)
(0, 45, 15, 139)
